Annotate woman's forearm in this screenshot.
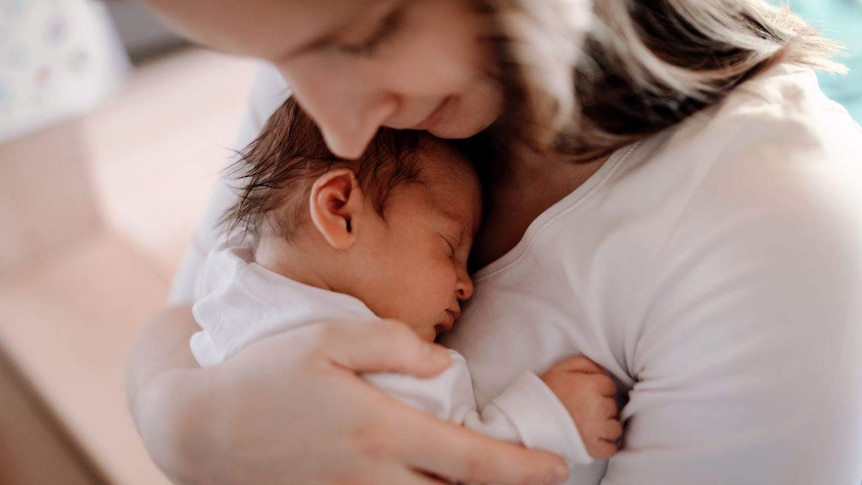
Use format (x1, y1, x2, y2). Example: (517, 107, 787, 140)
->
(127, 305, 199, 420)
(126, 310, 570, 485)
(126, 305, 208, 483)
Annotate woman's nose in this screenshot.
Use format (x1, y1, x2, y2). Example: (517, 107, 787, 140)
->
(315, 98, 398, 159)
(280, 66, 398, 159)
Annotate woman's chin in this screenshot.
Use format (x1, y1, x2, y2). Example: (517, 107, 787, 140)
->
(427, 98, 503, 139)
(428, 117, 493, 140)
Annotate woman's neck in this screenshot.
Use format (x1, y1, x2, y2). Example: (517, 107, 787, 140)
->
(470, 146, 609, 270)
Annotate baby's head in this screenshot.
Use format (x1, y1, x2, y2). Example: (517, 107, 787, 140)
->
(223, 97, 482, 342)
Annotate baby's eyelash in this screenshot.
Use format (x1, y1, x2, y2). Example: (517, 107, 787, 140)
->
(441, 235, 457, 257)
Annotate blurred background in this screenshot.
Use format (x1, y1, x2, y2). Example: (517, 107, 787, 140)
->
(0, 1, 858, 484)
(0, 1, 256, 483)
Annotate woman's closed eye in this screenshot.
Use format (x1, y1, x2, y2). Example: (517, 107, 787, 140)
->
(339, 7, 403, 57)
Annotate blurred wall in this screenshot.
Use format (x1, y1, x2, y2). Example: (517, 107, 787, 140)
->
(104, 0, 186, 61)
(778, 0, 862, 121)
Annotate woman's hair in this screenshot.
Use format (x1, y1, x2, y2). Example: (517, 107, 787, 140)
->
(221, 97, 425, 243)
(484, 0, 844, 161)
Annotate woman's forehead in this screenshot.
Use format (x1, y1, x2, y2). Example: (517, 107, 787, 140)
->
(146, 0, 396, 60)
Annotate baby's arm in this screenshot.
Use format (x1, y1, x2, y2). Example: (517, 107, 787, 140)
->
(365, 352, 622, 467)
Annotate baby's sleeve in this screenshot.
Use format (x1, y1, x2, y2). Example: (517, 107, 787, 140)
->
(364, 350, 593, 467)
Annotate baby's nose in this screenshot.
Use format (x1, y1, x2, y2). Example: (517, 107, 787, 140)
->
(456, 276, 474, 301)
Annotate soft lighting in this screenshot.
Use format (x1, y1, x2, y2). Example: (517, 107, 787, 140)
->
(0, 0, 129, 143)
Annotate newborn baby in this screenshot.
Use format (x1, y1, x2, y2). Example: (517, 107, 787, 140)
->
(191, 97, 622, 469)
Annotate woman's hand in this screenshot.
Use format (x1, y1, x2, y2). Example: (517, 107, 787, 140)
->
(127, 306, 571, 485)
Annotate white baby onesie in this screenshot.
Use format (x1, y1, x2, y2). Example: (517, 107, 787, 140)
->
(191, 245, 593, 467)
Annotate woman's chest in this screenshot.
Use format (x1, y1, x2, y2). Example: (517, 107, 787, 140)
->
(443, 219, 650, 407)
(471, 182, 583, 270)
(469, 194, 549, 271)
(470, 156, 607, 270)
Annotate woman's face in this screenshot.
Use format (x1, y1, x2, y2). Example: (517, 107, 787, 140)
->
(146, 0, 505, 158)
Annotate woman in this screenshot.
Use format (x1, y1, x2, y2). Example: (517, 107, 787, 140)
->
(129, 1, 862, 483)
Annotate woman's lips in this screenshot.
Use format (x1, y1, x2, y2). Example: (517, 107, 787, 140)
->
(412, 97, 452, 131)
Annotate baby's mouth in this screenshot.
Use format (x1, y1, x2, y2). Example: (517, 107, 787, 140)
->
(439, 309, 460, 333)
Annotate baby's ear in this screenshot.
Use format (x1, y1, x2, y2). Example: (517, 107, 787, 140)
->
(308, 168, 364, 250)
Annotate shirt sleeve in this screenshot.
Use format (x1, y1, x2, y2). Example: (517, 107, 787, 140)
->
(365, 350, 593, 466)
(602, 112, 862, 484)
(168, 62, 290, 304)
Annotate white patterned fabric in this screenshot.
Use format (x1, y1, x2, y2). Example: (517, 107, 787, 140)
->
(0, 0, 127, 142)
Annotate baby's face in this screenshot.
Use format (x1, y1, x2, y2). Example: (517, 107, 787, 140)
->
(353, 141, 482, 342)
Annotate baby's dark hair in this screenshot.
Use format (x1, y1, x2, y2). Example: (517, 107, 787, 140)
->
(220, 96, 426, 243)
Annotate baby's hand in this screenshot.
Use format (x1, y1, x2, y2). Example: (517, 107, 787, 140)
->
(541, 356, 622, 460)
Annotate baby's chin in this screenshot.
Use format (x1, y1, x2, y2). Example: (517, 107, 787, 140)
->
(413, 325, 439, 343)
(402, 317, 453, 343)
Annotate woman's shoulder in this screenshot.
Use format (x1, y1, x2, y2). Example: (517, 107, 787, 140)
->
(607, 63, 861, 223)
(615, 67, 862, 382)
(610, 70, 862, 485)
(696, 63, 859, 161)
(646, 63, 862, 218)
(616, 64, 859, 188)
(615, 63, 862, 308)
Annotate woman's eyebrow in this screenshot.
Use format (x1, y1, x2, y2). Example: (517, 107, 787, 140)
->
(279, 1, 400, 61)
(279, 29, 342, 61)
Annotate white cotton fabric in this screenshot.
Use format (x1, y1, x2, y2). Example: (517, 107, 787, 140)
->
(173, 62, 862, 485)
(190, 245, 593, 467)
(441, 65, 862, 484)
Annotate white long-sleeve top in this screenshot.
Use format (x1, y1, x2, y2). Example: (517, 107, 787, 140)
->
(190, 245, 593, 467)
(442, 65, 862, 484)
(174, 62, 862, 485)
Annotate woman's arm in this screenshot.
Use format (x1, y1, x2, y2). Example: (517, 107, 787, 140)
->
(127, 306, 571, 485)
(602, 112, 862, 484)
(127, 60, 570, 485)
(126, 305, 205, 482)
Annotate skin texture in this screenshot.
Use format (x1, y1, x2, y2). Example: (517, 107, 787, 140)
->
(341, 150, 480, 341)
(256, 139, 482, 342)
(132, 0, 611, 483)
(145, 0, 504, 159)
(542, 357, 623, 459)
(252, 138, 622, 454)
(128, 306, 572, 485)
(133, 0, 862, 484)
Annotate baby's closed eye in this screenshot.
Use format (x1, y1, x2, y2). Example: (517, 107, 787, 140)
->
(439, 234, 458, 258)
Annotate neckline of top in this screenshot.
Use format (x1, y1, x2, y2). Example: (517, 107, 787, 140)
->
(471, 141, 643, 282)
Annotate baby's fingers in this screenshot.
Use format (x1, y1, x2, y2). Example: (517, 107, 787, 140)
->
(548, 355, 604, 374)
(584, 417, 623, 460)
(600, 395, 619, 418)
(594, 374, 618, 397)
(587, 437, 620, 460)
(603, 418, 624, 442)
